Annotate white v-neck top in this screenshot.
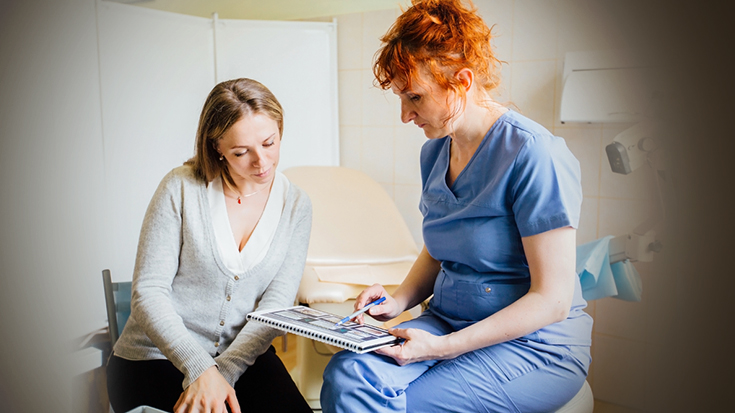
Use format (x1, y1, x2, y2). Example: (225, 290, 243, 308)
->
(208, 172, 290, 273)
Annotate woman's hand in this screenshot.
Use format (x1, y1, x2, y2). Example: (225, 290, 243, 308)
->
(173, 366, 240, 413)
(376, 327, 451, 365)
(353, 284, 403, 324)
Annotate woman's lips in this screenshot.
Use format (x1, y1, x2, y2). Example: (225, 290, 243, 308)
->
(254, 168, 271, 178)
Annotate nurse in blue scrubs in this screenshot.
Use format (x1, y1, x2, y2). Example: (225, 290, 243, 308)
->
(320, 1, 593, 412)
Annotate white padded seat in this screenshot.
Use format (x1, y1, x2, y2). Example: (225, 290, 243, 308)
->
(556, 380, 594, 413)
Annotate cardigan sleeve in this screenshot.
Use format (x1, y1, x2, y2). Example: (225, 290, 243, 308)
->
(214, 192, 312, 386)
(130, 168, 217, 388)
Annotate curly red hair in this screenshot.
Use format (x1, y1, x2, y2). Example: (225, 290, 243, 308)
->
(373, 0, 501, 106)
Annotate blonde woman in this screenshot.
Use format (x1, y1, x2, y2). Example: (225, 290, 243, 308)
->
(107, 78, 312, 413)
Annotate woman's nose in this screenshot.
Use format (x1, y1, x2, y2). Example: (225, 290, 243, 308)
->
(400, 101, 416, 124)
(252, 148, 266, 166)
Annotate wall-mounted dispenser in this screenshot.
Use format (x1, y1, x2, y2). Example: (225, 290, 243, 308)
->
(559, 50, 655, 124)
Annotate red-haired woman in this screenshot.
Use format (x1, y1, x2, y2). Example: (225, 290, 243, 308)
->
(321, 1, 592, 411)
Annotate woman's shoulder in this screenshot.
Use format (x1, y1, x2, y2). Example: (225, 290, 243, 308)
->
(149, 164, 206, 202)
(494, 112, 579, 174)
(495, 110, 555, 145)
(159, 164, 204, 188)
(283, 175, 313, 216)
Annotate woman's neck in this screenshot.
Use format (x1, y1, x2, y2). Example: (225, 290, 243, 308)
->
(226, 175, 273, 199)
(449, 100, 507, 155)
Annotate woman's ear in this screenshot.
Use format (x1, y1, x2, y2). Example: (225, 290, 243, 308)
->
(455, 68, 474, 91)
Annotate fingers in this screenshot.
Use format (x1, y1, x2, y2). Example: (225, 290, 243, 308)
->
(355, 284, 386, 309)
(174, 393, 219, 413)
(388, 327, 411, 339)
(174, 392, 187, 413)
(226, 390, 242, 413)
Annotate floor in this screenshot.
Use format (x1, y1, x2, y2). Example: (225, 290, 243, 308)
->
(273, 333, 644, 413)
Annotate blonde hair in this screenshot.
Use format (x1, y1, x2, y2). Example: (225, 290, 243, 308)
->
(186, 78, 283, 189)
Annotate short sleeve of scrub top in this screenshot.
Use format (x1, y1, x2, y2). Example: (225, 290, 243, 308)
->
(419, 110, 592, 345)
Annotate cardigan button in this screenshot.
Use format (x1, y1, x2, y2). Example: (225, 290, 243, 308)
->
(485, 287, 492, 293)
(214, 342, 219, 347)
(220, 320, 225, 326)
(226, 295, 231, 301)
(234, 276, 240, 281)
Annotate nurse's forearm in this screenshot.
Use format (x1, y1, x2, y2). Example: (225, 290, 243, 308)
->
(438, 290, 571, 359)
(392, 246, 441, 312)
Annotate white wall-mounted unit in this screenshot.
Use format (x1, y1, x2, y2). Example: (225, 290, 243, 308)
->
(560, 50, 656, 124)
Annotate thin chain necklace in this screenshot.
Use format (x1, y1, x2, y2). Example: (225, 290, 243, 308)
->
(234, 186, 266, 204)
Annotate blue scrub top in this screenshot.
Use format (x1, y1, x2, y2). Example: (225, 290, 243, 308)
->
(420, 110, 592, 345)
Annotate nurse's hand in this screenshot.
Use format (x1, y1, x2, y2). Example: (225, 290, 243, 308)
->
(353, 284, 402, 323)
(174, 366, 241, 413)
(376, 327, 451, 365)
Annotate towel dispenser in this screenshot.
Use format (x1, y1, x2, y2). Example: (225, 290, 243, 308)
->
(559, 50, 656, 124)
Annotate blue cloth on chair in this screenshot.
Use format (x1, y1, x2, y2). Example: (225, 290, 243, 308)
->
(609, 260, 643, 302)
(576, 236, 642, 302)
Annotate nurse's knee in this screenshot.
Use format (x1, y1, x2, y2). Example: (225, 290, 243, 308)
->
(323, 351, 389, 387)
(323, 350, 363, 384)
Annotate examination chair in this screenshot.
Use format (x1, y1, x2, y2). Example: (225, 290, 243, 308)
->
(282, 166, 593, 412)
(283, 166, 421, 409)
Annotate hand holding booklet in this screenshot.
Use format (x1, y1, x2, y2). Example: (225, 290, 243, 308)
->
(246, 305, 402, 353)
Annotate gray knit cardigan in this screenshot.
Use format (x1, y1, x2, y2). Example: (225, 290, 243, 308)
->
(113, 165, 312, 389)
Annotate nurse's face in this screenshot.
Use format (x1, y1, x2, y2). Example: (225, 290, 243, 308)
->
(391, 70, 458, 140)
(216, 112, 281, 187)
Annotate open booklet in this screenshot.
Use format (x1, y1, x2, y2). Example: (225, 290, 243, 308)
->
(247, 306, 402, 354)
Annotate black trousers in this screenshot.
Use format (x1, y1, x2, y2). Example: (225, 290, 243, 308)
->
(106, 346, 311, 413)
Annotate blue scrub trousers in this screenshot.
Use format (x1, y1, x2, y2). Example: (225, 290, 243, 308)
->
(321, 309, 590, 413)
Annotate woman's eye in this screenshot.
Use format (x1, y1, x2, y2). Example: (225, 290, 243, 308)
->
(409, 95, 421, 102)
(234, 151, 247, 157)
(264, 140, 275, 147)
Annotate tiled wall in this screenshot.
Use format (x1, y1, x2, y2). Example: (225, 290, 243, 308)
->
(327, 1, 671, 410)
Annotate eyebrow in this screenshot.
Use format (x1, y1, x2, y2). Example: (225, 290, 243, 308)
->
(229, 133, 276, 149)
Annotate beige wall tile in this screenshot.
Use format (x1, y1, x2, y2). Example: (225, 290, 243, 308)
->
(339, 125, 361, 170)
(598, 198, 656, 238)
(556, 0, 629, 58)
(361, 125, 395, 184)
(361, 9, 397, 70)
(578, 196, 598, 245)
(510, 59, 557, 130)
(512, 0, 558, 61)
(556, 125, 603, 197)
(594, 297, 647, 341)
(338, 69, 362, 126)
(475, 0, 515, 62)
(336, 13, 362, 70)
(592, 335, 647, 410)
(361, 69, 396, 126)
(494, 61, 513, 105)
(394, 123, 426, 185)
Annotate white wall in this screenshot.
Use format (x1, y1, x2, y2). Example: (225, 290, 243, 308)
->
(0, 1, 106, 411)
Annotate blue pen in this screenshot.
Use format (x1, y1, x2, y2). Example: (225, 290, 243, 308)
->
(335, 297, 386, 326)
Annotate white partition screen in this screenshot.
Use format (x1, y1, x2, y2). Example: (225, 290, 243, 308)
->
(216, 18, 339, 170)
(97, 2, 338, 281)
